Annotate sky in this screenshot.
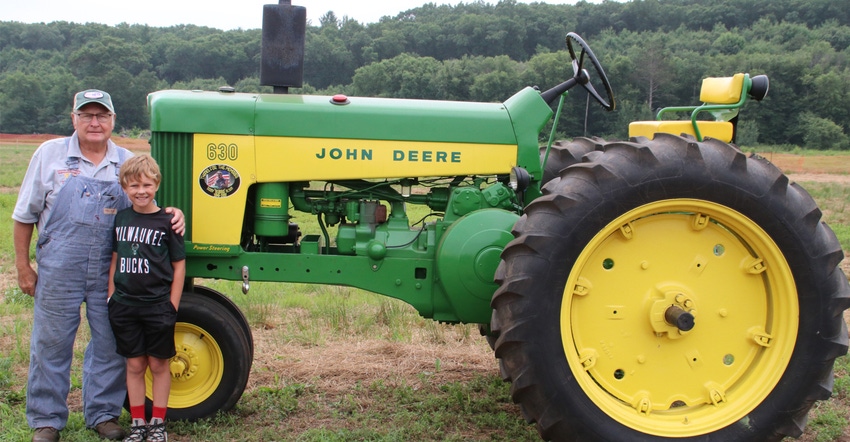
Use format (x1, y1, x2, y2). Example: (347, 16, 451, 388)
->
(4, 0, 596, 30)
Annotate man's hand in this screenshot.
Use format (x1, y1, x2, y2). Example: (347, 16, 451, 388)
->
(14, 221, 37, 297)
(165, 207, 185, 236)
(17, 264, 38, 297)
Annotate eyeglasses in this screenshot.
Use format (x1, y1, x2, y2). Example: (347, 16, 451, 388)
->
(74, 112, 114, 123)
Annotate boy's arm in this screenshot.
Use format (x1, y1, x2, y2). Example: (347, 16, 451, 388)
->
(171, 260, 186, 310)
(108, 252, 118, 300)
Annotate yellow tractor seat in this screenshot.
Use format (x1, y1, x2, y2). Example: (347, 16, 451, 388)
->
(629, 73, 769, 143)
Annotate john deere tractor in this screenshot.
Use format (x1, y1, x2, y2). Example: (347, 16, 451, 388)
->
(144, 2, 850, 440)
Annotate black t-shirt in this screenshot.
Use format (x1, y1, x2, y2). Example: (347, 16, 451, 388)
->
(112, 207, 185, 306)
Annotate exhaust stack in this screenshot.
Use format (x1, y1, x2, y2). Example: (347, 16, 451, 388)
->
(260, 0, 306, 93)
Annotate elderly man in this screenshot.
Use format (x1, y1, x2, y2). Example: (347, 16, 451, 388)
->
(13, 89, 184, 442)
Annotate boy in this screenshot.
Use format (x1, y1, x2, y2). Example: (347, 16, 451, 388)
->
(108, 154, 186, 442)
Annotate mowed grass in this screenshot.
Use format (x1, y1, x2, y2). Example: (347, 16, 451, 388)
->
(0, 141, 848, 441)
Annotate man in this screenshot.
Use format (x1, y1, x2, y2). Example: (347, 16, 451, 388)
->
(13, 89, 184, 442)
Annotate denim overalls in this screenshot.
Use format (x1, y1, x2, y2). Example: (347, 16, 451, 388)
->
(27, 154, 131, 430)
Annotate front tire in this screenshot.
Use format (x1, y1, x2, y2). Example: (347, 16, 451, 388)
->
(145, 289, 253, 420)
(492, 134, 850, 441)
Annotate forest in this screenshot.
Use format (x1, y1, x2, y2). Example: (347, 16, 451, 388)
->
(1, 0, 849, 148)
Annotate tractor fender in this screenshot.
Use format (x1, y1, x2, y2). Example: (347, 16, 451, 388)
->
(435, 208, 519, 323)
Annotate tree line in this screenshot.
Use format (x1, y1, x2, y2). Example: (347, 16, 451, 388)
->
(1, 0, 849, 149)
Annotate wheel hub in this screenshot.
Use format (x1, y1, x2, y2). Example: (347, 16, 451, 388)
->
(169, 349, 200, 382)
(650, 290, 697, 337)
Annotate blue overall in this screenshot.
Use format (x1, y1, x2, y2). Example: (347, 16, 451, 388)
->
(27, 155, 131, 430)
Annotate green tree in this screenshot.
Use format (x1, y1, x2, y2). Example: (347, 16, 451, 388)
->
(68, 35, 151, 78)
(0, 72, 46, 133)
(469, 56, 525, 102)
(352, 53, 441, 98)
(304, 31, 357, 89)
(799, 111, 848, 150)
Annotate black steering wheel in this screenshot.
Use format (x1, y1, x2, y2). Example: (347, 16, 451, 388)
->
(540, 32, 615, 111)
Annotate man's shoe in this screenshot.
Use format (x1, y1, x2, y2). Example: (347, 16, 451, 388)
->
(95, 418, 126, 440)
(32, 427, 59, 442)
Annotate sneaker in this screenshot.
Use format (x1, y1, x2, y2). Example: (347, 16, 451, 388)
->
(123, 425, 147, 442)
(146, 422, 167, 442)
(32, 427, 59, 442)
(95, 418, 126, 440)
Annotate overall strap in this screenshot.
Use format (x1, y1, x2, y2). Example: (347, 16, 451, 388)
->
(115, 147, 127, 177)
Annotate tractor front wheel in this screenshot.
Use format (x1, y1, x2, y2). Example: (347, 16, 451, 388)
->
(144, 288, 253, 421)
(492, 134, 849, 441)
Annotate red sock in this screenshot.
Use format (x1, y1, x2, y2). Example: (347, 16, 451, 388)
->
(152, 406, 167, 422)
(131, 405, 146, 422)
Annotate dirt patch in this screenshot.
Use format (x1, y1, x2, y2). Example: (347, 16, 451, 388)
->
(0, 133, 150, 151)
(758, 152, 850, 176)
(0, 134, 56, 143)
(249, 332, 495, 394)
(788, 173, 850, 184)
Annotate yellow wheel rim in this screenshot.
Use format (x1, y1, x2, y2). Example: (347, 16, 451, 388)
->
(145, 322, 224, 408)
(561, 199, 798, 437)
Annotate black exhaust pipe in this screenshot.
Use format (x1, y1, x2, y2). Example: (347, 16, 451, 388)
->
(260, 0, 306, 94)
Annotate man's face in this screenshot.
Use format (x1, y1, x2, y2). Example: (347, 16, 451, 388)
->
(72, 103, 115, 146)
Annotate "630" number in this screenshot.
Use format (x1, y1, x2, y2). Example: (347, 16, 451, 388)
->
(207, 143, 238, 161)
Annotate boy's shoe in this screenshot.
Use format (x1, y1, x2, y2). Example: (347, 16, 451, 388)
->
(146, 422, 167, 442)
(122, 425, 147, 442)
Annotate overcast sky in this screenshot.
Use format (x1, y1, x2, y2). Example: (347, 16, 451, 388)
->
(5, 0, 600, 30)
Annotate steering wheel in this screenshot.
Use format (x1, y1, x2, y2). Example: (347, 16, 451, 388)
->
(540, 32, 615, 111)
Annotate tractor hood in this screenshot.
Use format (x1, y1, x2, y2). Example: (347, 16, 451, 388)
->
(148, 89, 531, 145)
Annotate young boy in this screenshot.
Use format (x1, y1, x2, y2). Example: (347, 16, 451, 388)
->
(108, 154, 186, 442)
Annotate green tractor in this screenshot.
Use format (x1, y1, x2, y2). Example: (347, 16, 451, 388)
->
(146, 2, 849, 440)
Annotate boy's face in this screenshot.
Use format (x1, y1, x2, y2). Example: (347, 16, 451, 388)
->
(124, 174, 160, 213)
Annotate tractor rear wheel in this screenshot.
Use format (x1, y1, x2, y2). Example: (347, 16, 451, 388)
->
(539, 137, 603, 185)
(145, 289, 253, 420)
(492, 134, 850, 441)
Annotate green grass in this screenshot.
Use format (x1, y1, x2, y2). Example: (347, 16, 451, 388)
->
(0, 145, 35, 188)
(154, 374, 538, 442)
(0, 194, 24, 279)
(805, 399, 850, 442)
(793, 181, 850, 251)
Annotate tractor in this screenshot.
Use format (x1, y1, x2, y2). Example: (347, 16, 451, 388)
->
(145, 1, 850, 440)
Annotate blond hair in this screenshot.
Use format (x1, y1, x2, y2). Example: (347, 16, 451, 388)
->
(119, 154, 162, 188)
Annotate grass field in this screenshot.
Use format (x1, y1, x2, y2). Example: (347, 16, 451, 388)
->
(0, 138, 848, 441)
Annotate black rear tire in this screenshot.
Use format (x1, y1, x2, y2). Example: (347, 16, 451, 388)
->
(539, 137, 603, 185)
(493, 134, 850, 441)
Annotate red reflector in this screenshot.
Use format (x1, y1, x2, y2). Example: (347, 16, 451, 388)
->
(331, 94, 350, 105)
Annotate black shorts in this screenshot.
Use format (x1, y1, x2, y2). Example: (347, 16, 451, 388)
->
(108, 299, 178, 359)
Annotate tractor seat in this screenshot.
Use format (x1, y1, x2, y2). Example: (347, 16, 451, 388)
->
(629, 73, 769, 143)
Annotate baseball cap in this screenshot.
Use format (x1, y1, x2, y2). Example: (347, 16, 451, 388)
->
(74, 89, 115, 113)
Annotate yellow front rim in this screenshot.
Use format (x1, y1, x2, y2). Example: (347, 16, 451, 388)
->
(562, 199, 798, 437)
(146, 322, 224, 408)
